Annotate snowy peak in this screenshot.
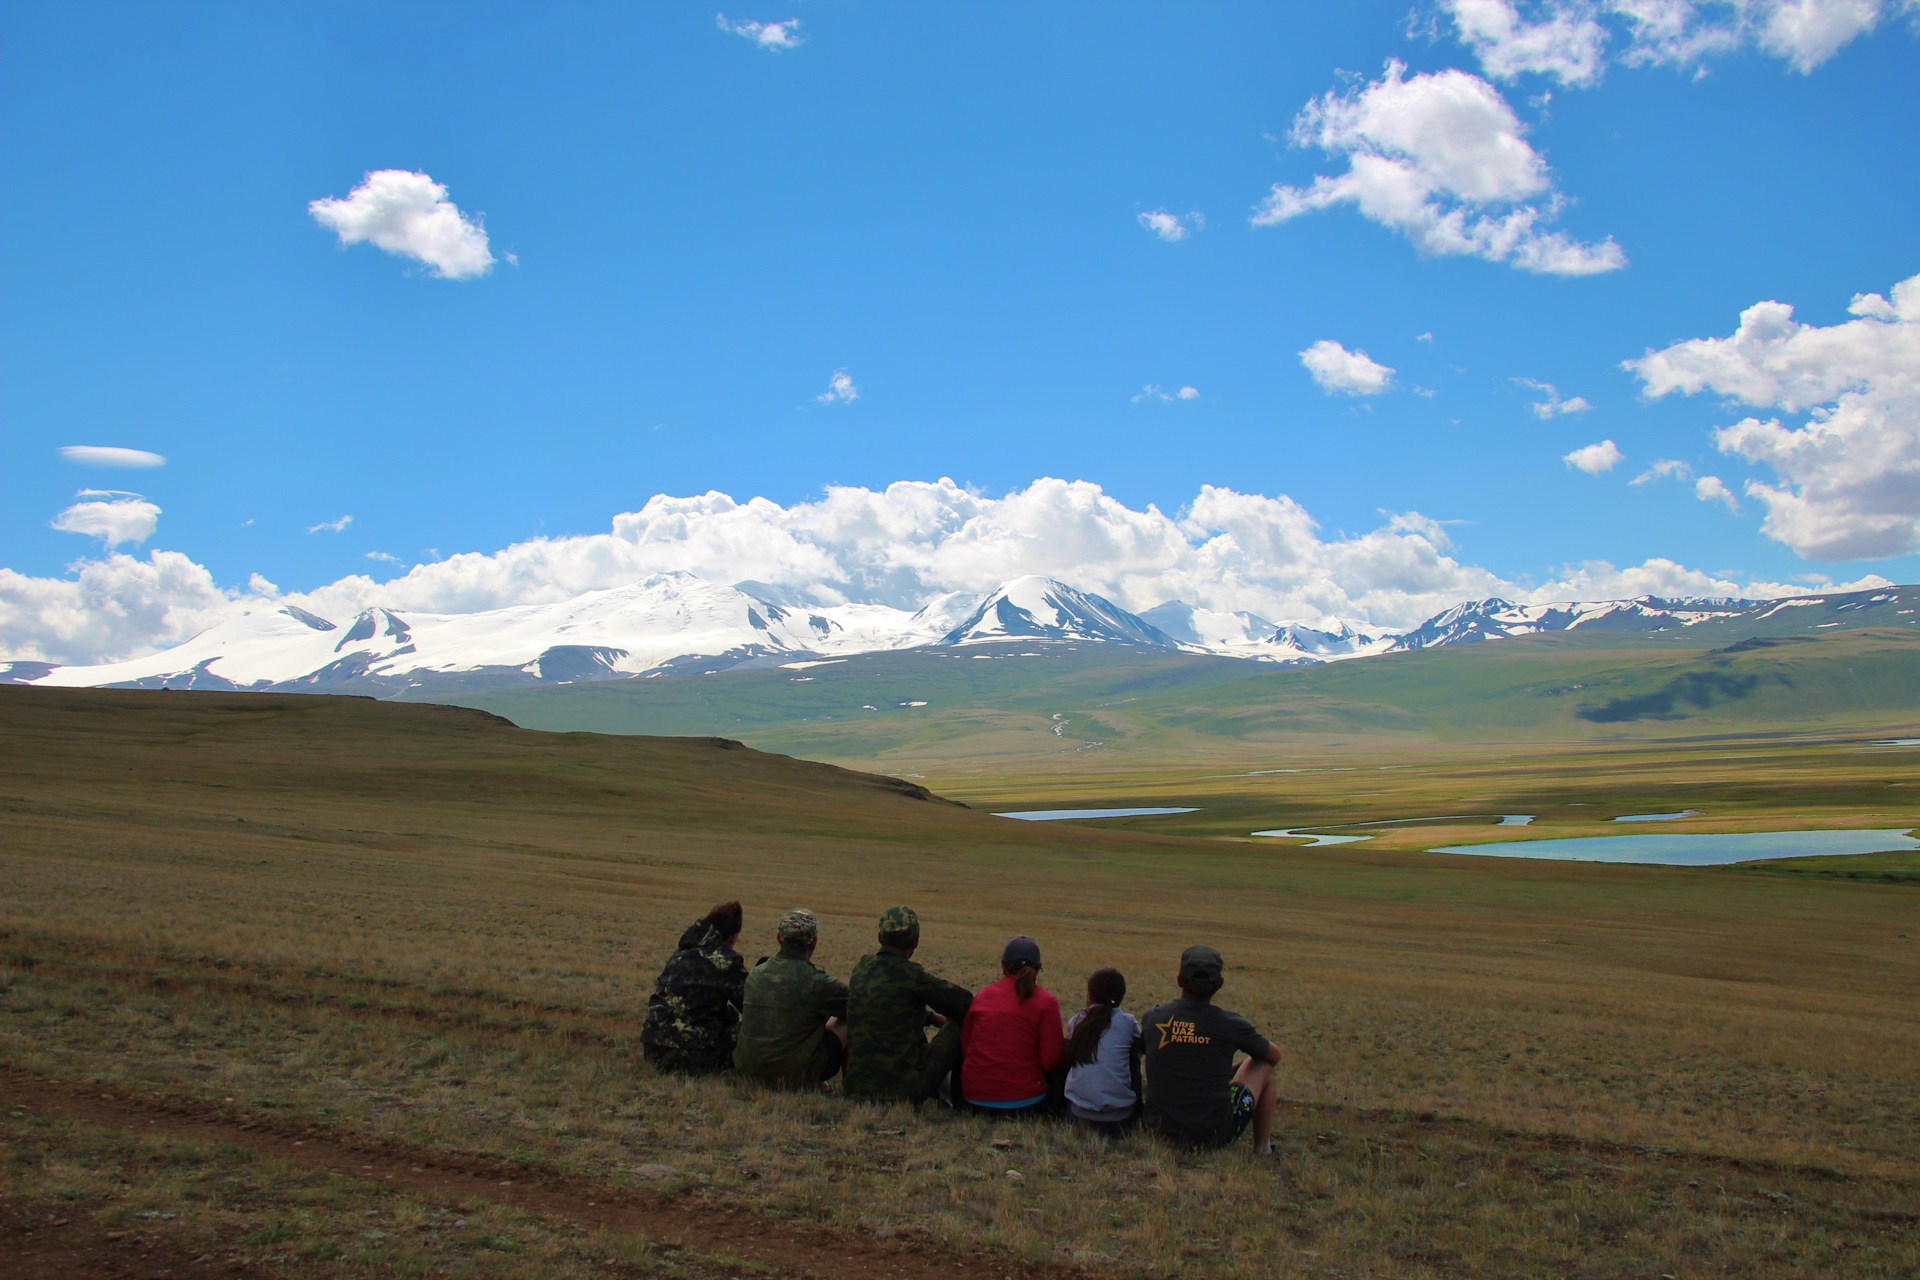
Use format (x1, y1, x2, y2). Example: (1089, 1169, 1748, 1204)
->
(1270, 619, 1399, 661)
(1138, 602, 1274, 648)
(1389, 595, 1753, 650)
(1136, 602, 1396, 663)
(936, 577, 1182, 648)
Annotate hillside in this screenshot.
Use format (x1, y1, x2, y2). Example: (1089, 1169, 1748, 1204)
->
(0, 685, 1071, 851)
(4, 688, 1919, 1280)
(456, 625, 1920, 770)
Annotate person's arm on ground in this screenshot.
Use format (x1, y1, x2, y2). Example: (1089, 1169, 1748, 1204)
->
(920, 971, 975, 1024)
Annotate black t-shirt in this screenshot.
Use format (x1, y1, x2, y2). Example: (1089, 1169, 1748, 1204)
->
(1139, 995, 1271, 1141)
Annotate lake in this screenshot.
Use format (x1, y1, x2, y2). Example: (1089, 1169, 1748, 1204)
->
(993, 807, 1199, 821)
(1253, 814, 1534, 846)
(1428, 828, 1920, 866)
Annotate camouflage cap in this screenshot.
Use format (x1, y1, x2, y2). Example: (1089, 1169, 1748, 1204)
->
(877, 904, 920, 945)
(777, 907, 819, 947)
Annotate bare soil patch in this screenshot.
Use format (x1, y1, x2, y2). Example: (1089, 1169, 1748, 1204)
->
(1, 1194, 283, 1280)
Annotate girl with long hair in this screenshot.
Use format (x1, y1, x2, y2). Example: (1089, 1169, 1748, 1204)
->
(1063, 967, 1142, 1135)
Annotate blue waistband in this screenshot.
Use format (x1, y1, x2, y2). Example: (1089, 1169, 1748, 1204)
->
(967, 1094, 1046, 1108)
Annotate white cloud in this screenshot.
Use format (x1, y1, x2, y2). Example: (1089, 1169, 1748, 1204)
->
(1613, 0, 1889, 73)
(1300, 340, 1395, 395)
(817, 370, 859, 404)
(0, 550, 243, 667)
(50, 497, 161, 549)
(1, 478, 1873, 666)
(1758, 0, 1884, 68)
(308, 515, 354, 534)
(1563, 439, 1624, 473)
(1133, 384, 1202, 403)
(1624, 270, 1920, 560)
(1137, 209, 1204, 242)
(309, 170, 494, 280)
(1252, 61, 1624, 276)
(58, 445, 165, 469)
(1176, 385, 1201, 400)
(717, 13, 803, 49)
(1516, 377, 1593, 415)
(1445, 0, 1611, 84)
(366, 551, 403, 564)
(1695, 474, 1741, 510)
(1630, 457, 1693, 484)
(1417, 331, 1435, 343)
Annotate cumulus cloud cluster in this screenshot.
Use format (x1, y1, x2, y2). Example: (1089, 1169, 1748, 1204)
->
(1252, 61, 1625, 276)
(1444, 0, 1611, 85)
(2, 478, 1870, 667)
(0, 551, 244, 669)
(309, 170, 495, 280)
(1626, 270, 1920, 560)
(1300, 340, 1395, 395)
(1442, 0, 1897, 82)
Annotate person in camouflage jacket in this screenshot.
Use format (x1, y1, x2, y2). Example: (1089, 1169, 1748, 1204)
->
(641, 901, 747, 1075)
(733, 907, 849, 1088)
(845, 905, 974, 1105)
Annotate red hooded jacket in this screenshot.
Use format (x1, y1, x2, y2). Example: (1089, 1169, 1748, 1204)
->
(960, 974, 1065, 1103)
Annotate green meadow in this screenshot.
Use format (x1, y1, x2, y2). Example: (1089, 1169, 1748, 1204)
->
(459, 626, 1920, 778)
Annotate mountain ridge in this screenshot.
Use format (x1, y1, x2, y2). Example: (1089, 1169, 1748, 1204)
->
(3, 575, 1914, 697)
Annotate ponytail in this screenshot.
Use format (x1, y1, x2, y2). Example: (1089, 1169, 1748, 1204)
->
(1010, 961, 1039, 1001)
(1064, 967, 1126, 1066)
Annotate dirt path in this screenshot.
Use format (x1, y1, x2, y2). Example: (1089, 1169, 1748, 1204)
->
(3, 1071, 1081, 1280)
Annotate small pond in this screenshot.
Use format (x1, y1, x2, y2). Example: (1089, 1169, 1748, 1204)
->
(1428, 828, 1920, 866)
(1253, 814, 1534, 846)
(1613, 809, 1704, 822)
(994, 807, 1199, 821)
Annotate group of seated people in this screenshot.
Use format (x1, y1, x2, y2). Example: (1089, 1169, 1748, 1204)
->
(640, 900, 1281, 1154)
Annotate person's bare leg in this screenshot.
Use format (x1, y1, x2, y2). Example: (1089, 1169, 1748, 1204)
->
(1232, 1056, 1278, 1151)
(826, 1016, 848, 1049)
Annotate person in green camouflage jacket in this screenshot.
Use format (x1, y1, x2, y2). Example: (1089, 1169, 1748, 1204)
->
(641, 901, 747, 1075)
(733, 908, 850, 1088)
(845, 905, 974, 1105)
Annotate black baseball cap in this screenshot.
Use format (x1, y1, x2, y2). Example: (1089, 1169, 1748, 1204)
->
(1179, 944, 1223, 985)
(1002, 935, 1042, 968)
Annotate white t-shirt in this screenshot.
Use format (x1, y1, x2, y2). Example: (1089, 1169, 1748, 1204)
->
(1064, 1007, 1140, 1122)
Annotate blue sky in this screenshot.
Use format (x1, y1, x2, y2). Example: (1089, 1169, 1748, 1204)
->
(3, 1, 1917, 663)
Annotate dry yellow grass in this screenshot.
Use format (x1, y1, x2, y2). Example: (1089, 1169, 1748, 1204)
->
(3, 687, 1917, 1277)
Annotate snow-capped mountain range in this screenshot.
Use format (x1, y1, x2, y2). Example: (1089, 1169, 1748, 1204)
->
(3, 574, 1912, 697)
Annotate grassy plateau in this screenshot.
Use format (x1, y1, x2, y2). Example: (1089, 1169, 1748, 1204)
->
(456, 627, 1920, 779)
(2, 682, 1918, 1278)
